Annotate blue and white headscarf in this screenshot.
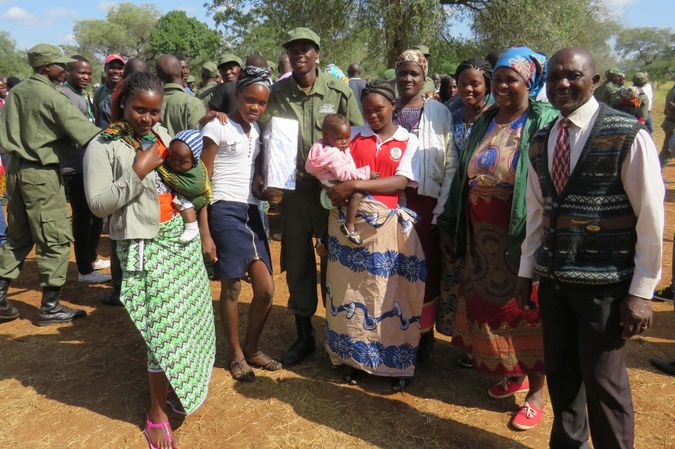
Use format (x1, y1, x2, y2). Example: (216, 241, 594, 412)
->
(495, 47, 547, 98)
(172, 129, 203, 161)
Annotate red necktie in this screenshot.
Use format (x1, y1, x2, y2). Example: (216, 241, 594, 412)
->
(551, 118, 571, 194)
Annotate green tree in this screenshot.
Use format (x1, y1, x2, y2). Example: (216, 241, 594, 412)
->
(473, 0, 616, 57)
(73, 3, 161, 59)
(0, 32, 32, 78)
(616, 27, 674, 66)
(149, 10, 222, 61)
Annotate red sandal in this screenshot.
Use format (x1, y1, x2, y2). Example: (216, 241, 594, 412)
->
(144, 414, 175, 449)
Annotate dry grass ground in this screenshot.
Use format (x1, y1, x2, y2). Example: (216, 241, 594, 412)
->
(1, 85, 674, 449)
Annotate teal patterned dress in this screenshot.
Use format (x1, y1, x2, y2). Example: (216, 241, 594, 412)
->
(117, 215, 216, 414)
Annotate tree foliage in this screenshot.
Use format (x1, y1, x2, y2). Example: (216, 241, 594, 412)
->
(0, 32, 31, 78)
(473, 0, 616, 57)
(149, 10, 222, 60)
(616, 27, 674, 66)
(73, 3, 161, 59)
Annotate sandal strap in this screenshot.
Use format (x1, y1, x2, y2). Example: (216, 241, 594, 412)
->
(145, 415, 173, 443)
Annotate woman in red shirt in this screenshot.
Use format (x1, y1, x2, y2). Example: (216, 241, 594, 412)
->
(325, 81, 424, 391)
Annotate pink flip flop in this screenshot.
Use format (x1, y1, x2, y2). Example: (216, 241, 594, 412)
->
(143, 414, 174, 449)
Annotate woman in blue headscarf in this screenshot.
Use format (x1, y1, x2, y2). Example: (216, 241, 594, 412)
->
(438, 47, 558, 430)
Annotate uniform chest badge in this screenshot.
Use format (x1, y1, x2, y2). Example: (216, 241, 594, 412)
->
(390, 147, 403, 160)
(319, 103, 336, 113)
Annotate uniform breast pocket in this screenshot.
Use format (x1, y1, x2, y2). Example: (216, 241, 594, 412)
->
(222, 142, 238, 154)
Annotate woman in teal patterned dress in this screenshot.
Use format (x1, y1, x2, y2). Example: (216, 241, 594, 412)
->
(84, 72, 215, 449)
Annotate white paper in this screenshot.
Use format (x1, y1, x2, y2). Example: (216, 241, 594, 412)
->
(262, 117, 299, 190)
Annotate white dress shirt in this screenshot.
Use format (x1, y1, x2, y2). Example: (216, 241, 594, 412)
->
(519, 96, 664, 299)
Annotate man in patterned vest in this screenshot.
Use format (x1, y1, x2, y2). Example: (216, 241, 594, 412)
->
(515, 48, 664, 449)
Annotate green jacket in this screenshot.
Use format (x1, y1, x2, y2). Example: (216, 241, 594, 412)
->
(261, 70, 363, 177)
(161, 83, 206, 136)
(0, 73, 100, 165)
(438, 100, 558, 268)
(196, 81, 219, 107)
(594, 80, 619, 105)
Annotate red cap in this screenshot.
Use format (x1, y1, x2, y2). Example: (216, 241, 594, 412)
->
(104, 54, 126, 65)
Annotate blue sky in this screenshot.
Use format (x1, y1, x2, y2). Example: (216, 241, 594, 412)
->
(0, 0, 672, 50)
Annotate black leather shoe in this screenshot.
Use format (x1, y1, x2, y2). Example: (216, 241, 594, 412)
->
(38, 287, 86, 326)
(281, 315, 315, 366)
(0, 278, 19, 323)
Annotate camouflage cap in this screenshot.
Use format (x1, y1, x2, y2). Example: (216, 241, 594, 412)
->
(217, 53, 242, 68)
(413, 44, 430, 56)
(201, 61, 219, 78)
(633, 71, 648, 84)
(282, 27, 320, 50)
(27, 43, 74, 68)
(607, 67, 625, 77)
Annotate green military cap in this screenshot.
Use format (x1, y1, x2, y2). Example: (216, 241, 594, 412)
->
(218, 53, 242, 68)
(607, 67, 625, 77)
(414, 44, 430, 56)
(27, 43, 74, 68)
(383, 68, 396, 81)
(282, 27, 320, 50)
(186, 75, 196, 83)
(633, 71, 648, 84)
(201, 61, 219, 77)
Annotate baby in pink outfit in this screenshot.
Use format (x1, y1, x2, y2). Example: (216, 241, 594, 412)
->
(305, 114, 379, 245)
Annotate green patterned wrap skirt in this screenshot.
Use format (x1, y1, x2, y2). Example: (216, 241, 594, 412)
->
(117, 215, 216, 414)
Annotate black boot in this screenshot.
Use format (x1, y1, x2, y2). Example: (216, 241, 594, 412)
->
(38, 286, 86, 326)
(416, 330, 435, 365)
(281, 315, 315, 366)
(0, 278, 19, 323)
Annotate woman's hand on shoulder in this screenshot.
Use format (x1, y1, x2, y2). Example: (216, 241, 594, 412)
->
(199, 111, 228, 127)
(327, 180, 357, 206)
(132, 143, 163, 180)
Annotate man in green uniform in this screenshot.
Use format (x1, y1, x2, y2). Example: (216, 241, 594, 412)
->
(156, 54, 207, 135)
(594, 68, 624, 105)
(0, 44, 100, 325)
(414, 44, 436, 97)
(196, 61, 220, 107)
(261, 27, 363, 366)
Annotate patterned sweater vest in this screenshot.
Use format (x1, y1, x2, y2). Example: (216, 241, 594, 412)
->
(529, 105, 642, 285)
(351, 131, 409, 209)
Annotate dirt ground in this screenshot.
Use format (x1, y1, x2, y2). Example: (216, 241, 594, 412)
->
(2, 101, 675, 449)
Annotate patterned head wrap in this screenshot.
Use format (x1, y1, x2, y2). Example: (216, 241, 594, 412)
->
(173, 129, 204, 161)
(361, 81, 396, 103)
(235, 65, 272, 91)
(396, 49, 428, 77)
(495, 47, 547, 98)
(324, 64, 349, 83)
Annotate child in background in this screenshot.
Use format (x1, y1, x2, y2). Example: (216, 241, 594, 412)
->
(305, 114, 379, 245)
(158, 129, 212, 242)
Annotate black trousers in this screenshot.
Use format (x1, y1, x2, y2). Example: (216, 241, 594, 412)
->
(281, 178, 328, 317)
(63, 173, 102, 275)
(539, 279, 634, 449)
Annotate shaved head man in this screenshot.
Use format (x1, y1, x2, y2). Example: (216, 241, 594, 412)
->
(517, 47, 664, 449)
(156, 54, 183, 84)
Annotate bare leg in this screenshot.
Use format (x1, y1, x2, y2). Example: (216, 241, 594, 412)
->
(345, 192, 363, 234)
(147, 371, 178, 449)
(219, 278, 244, 361)
(219, 277, 254, 380)
(526, 373, 546, 409)
(180, 207, 197, 224)
(242, 260, 274, 355)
